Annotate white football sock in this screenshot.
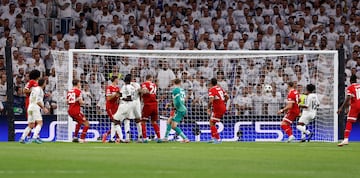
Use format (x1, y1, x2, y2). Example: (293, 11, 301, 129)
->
(136, 122, 142, 139)
(124, 120, 130, 140)
(32, 124, 42, 139)
(21, 126, 31, 140)
(296, 125, 310, 135)
(110, 122, 116, 141)
(114, 124, 123, 140)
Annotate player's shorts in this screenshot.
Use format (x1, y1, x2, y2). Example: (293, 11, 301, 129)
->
(282, 111, 299, 124)
(172, 110, 186, 123)
(347, 105, 360, 122)
(27, 109, 42, 123)
(298, 112, 316, 125)
(211, 109, 226, 121)
(106, 106, 119, 121)
(142, 103, 158, 121)
(113, 100, 141, 121)
(69, 111, 86, 125)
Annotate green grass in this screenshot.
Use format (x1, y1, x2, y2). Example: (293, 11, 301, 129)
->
(0, 142, 358, 178)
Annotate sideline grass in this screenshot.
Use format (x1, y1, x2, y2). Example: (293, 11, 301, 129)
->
(0, 142, 358, 178)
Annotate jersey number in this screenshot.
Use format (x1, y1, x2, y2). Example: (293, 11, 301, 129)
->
(149, 84, 157, 94)
(67, 92, 76, 104)
(218, 90, 225, 101)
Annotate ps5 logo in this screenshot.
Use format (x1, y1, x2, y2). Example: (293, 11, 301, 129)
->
(15, 121, 101, 141)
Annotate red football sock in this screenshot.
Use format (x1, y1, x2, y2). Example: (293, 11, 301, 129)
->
(74, 124, 81, 138)
(152, 122, 160, 139)
(210, 125, 220, 139)
(80, 126, 89, 139)
(106, 130, 111, 135)
(281, 124, 293, 136)
(141, 122, 147, 138)
(344, 121, 353, 139)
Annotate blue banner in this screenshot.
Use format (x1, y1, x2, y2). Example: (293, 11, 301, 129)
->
(0, 115, 359, 142)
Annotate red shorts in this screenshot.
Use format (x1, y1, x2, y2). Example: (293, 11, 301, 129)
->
(69, 111, 86, 125)
(282, 112, 299, 124)
(142, 104, 158, 121)
(348, 105, 360, 122)
(106, 106, 118, 121)
(211, 109, 226, 120)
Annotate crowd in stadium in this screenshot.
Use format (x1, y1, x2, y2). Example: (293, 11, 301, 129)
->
(0, 0, 357, 116)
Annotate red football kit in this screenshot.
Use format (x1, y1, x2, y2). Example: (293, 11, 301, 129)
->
(208, 85, 227, 120)
(67, 87, 85, 124)
(283, 89, 300, 124)
(106, 85, 120, 120)
(141, 81, 158, 121)
(346, 83, 360, 120)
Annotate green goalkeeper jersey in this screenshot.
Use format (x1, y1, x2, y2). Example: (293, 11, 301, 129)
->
(172, 87, 187, 112)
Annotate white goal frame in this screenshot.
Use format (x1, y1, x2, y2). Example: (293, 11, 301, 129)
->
(56, 49, 338, 142)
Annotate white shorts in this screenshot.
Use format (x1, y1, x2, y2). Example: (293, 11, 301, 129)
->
(298, 112, 316, 125)
(113, 101, 141, 122)
(27, 109, 43, 123)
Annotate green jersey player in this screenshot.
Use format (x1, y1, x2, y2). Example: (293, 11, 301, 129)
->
(163, 78, 190, 143)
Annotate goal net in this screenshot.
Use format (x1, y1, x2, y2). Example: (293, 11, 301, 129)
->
(52, 50, 338, 142)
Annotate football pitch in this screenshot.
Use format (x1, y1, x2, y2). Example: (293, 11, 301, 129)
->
(0, 142, 358, 178)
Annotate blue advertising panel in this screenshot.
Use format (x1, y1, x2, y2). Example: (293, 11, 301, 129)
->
(0, 115, 359, 142)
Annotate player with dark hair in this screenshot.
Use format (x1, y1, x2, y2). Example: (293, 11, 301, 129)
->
(277, 81, 300, 142)
(23, 69, 41, 140)
(20, 78, 49, 144)
(162, 78, 189, 143)
(296, 84, 320, 142)
(67, 79, 89, 143)
(337, 75, 359, 146)
(207, 78, 229, 143)
(113, 74, 143, 142)
(102, 76, 122, 143)
(140, 75, 161, 142)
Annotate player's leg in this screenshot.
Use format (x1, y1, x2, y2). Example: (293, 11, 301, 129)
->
(69, 112, 82, 142)
(25, 102, 32, 139)
(163, 110, 175, 141)
(112, 120, 123, 143)
(20, 122, 35, 143)
(338, 116, 357, 146)
(281, 113, 296, 142)
(124, 119, 131, 142)
(171, 111, 189, 143)
(209, 119, 220, 143)
(79, 113, 89, 143)
(32, 119, 43, 144)
(296, 114, 311, 142)
(141, 108, 149, 140)
(103, 107, 117, 143)
(135, 118, 144, 142)
(151, 105, 161, 141)
(20, 109, 35, 143)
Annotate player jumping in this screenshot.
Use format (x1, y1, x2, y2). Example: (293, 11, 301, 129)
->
(67, 79, 90, 143)
(296, 84, 319, 142)
(207, 78, 229, 144)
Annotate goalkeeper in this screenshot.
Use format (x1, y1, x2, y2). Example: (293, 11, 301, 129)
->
(162, 79, 189, 143)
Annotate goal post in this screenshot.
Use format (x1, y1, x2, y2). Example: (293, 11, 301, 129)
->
(52, 49, 338, 142)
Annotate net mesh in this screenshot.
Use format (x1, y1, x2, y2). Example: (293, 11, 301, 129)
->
(52, 50, 337, 142)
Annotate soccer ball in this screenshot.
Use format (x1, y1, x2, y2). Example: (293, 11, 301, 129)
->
(263, 85, 273, 93)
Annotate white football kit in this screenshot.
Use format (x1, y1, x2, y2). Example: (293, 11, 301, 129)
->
(113, 82, 141, 121)
(298, 93, 320, 125)
(27, 86, 44, 123)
